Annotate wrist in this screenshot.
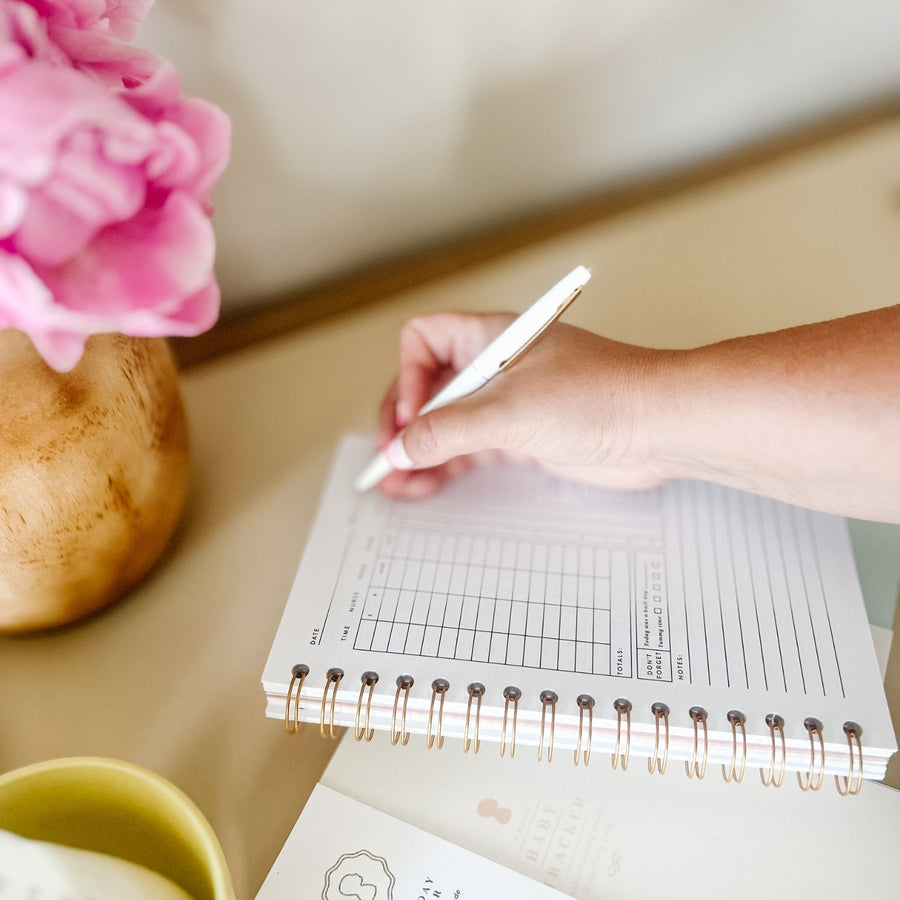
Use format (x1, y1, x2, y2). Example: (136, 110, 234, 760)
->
(635, 346, 717, 486)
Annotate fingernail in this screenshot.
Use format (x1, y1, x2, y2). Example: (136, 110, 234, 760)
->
(386, 434, 415, 470)
(395, 401, 410, 428)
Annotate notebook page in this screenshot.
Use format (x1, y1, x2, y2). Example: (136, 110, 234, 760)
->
(263, 435, 894, 771)
(255, 784, 570, 898)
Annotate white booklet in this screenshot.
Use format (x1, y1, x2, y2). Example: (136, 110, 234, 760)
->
(263, 434, 895, 781)
(322, 733, 900, 899)
(255, 783, 570, 898)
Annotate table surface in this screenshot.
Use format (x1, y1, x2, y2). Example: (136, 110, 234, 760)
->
(2, 115, 899, 899)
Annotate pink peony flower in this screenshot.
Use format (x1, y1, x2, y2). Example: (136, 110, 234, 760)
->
(20, 0, 153, 41)
(0, 0, 230, 371)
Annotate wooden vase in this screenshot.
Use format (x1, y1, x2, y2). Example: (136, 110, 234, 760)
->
(0, 330, 190, 633)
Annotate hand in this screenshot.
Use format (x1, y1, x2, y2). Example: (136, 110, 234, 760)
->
(375, 312, 673, 499)
(372, 303, 900, 522)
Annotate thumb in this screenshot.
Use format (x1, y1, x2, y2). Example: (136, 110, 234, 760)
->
(387, 399, 497, 471)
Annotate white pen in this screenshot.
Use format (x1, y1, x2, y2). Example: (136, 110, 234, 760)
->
(353, 265, 592, 492)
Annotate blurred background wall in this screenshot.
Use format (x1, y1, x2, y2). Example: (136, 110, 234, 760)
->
(136, 0, 900, 314)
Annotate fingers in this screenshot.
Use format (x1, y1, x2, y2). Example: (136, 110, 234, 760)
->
(377, 312, 511, 450)
(395, 313, 513, 426)
(396, 397, 491, 470)
(372, 313, 672, 500)
(376, 377, 400, 448)
(372, 312, 514, 495)
(378, 377, 524, 500)
(379, 320, 613, 482)
(377, 315, 562, 493)
(377, 453, 475, 499)
(376, 448, 523, 500)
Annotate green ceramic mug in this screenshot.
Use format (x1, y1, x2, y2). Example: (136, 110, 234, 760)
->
(0, 756, 234, 900)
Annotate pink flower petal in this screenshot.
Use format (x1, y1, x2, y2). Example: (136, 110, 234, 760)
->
(0, 247, 53, 319)
(145, 119, 201, 189)
(36, 190, 216, 316)
(161, 275, 220, 336)
(24, 0, 153, 41)
(0, 176, 28, 237)
(26, 327, 87, 371)
(0, 62, 156, 181)
(13, 134, 147, 265)
(166, 98, 231, 208)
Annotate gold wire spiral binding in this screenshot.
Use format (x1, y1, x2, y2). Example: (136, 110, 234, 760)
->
(647, 702, 670, 774)
(574, 695, 595, 766)
(464, 683, 486, 754)
(500, 686, 522, 758)
(760, 713, 786, 787)
(284, 663, 309, 733)
(426, 678, 450, 750)
(354, 671, 379, 742)
(612, 698, 632, 771)
(797, 717, 825, 792)
(390, 674, 414, 746)
(685, 706, 709, 779)
(319, 668, 344, 739)
(835, 721, 864, 796)
(721, 710, 747, 783)
(537, 691, 558, 763)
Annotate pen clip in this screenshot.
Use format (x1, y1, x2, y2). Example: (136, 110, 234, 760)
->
(497, 287, 583, 370)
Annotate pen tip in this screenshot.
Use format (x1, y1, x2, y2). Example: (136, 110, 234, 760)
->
(353, 450, 394, 493)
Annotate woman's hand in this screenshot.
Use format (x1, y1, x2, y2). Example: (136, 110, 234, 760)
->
(375, 312, 675, 499)
(372, 303, 900, 523)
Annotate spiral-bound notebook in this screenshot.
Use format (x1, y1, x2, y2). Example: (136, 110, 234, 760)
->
(262, 434, 896, 789)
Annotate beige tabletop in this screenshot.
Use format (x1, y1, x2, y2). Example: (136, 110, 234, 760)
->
(2, 115, 899, 898)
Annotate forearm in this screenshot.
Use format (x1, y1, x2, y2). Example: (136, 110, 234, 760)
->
(652, 305, 900, 522)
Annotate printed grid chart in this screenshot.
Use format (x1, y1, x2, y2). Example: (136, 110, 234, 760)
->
(354, 482, 666, 676)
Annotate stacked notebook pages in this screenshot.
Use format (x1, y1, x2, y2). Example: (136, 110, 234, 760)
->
(262, 435, 896, 793)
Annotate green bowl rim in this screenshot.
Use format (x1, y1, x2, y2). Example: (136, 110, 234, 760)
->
(0, 756, 232, 898)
